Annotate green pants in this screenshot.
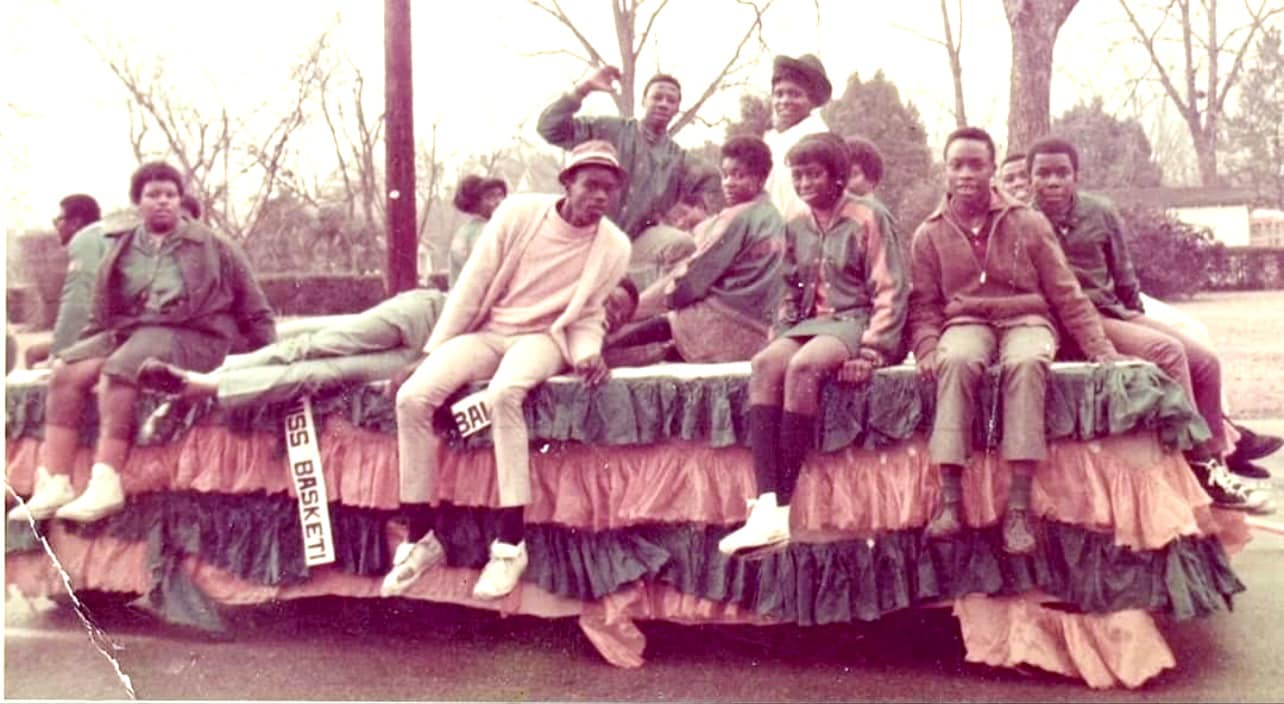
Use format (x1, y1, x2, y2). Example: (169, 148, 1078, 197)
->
(59, 325, 228, 384)
(214, 289, 443, 406)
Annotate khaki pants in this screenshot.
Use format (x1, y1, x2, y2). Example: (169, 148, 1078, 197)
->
(930, 323, 1056, 466)
(215, 289, 442, 407)
(628, 225, 696, 291)
(395, 330, 567, 507)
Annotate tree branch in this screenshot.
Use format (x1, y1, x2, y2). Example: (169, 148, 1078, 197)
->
(1118, 0, 1196, 120)
(669, 0, 774, 134)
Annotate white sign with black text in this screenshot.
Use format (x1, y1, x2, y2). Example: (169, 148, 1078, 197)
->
(450, 390, 492, 438)
(283, 397, 336, 566)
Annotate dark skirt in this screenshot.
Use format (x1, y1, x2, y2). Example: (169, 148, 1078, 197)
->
(58, 324, 230, 384)
(776, 316, 867, 356)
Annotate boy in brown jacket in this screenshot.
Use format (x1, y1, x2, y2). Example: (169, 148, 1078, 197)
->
(908, 127, 1124, 555)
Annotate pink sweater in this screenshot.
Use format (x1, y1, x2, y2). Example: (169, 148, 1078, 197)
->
(425, 194, 632, 364)
(486, 214, 597, 335)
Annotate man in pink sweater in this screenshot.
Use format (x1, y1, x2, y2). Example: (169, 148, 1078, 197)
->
(381, 141, 632, 600)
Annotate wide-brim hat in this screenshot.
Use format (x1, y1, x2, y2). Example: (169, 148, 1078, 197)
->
(772, 54, 832, 105)
(559, 139, 628, 183)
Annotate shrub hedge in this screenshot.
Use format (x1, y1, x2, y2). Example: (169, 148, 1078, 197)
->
(257, 274, 389, 316)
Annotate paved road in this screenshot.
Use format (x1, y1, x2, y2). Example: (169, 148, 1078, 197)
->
(5, 540, 1283, 702)
(6, 438, 1284, 702)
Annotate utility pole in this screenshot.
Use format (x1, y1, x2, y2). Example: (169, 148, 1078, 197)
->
(384, 0, 416, 293)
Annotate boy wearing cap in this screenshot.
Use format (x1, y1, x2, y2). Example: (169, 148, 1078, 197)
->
(607, 135, 786, 364)
(382, 140, 632, 601)
(764, 54, 833, 221)
(719, 133, 909, 558)
(538, 66, 718, 288)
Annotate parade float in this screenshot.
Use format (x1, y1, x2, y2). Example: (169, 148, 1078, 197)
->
(5, 360, 1248, 689)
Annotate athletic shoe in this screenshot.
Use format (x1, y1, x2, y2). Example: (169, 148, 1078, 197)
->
(717, 497, 790, 557)
(54, 463, 125, 523)
(7, 467, 75, 522)
(1189, 458, 1275, 514)
(472, 540, 528, 600)
(379, 532, 445, 597)
(1229, 424, 1284, 462)
(1227, 457, 1272, 480)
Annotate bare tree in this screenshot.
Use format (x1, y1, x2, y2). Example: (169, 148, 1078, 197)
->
(97, 39, 324, 241)
(940, 0, 967, 128)
(416, 122, 443, 242)
(525, 0, 775, 134)
(1003, 0, 1079, 151)
(1117, 0, 1284, 186)
(897, 0, 968, 127)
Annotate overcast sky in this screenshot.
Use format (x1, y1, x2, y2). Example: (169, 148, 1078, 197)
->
(0, 0, 1260, 232)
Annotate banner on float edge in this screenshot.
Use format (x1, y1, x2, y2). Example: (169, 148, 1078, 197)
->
(283, 397, 336, 566)
(451, 389, 492, 438)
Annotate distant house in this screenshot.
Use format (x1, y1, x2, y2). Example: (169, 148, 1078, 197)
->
(1101, 187, 1256, 246)
(1251, 209, 1284, 248)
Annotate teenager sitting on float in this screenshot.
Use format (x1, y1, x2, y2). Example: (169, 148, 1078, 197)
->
(718, 132, 910, 558)
(605, 135, 784, 366)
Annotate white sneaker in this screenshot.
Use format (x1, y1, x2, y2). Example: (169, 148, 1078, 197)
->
(53, 463, 126, 523)
(471, 540, 529, 600)
(7, 467, 75, 522)
(717, 495, 791, 558)
(379, 532, 446, 597)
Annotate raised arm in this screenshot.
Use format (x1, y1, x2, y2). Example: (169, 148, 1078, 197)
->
(536, 66, 625, 150)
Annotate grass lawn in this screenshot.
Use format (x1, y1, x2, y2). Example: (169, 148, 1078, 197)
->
(1173, 290, 1284, 419)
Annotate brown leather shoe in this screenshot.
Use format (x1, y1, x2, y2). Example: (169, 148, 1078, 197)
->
(136, 357, 188, 394)
(1002, 508, 1037, 555)
(925, 501, 963, 539)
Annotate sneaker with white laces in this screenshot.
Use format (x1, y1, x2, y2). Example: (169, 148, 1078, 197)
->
(717, 495, 791, 558)
(471, 540, 529, 600)
(54, 463, 126, 523)
(7, 467, 75, 522)
(1190, 458, 1275, 515)
(380, 531, 446, 597)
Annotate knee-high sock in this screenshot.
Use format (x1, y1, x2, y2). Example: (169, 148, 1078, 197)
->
(749, 405, 782, 498)
(777, 411, 816, 506)
(403, 503, 435, 542)
(496, 506, 525, 545)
